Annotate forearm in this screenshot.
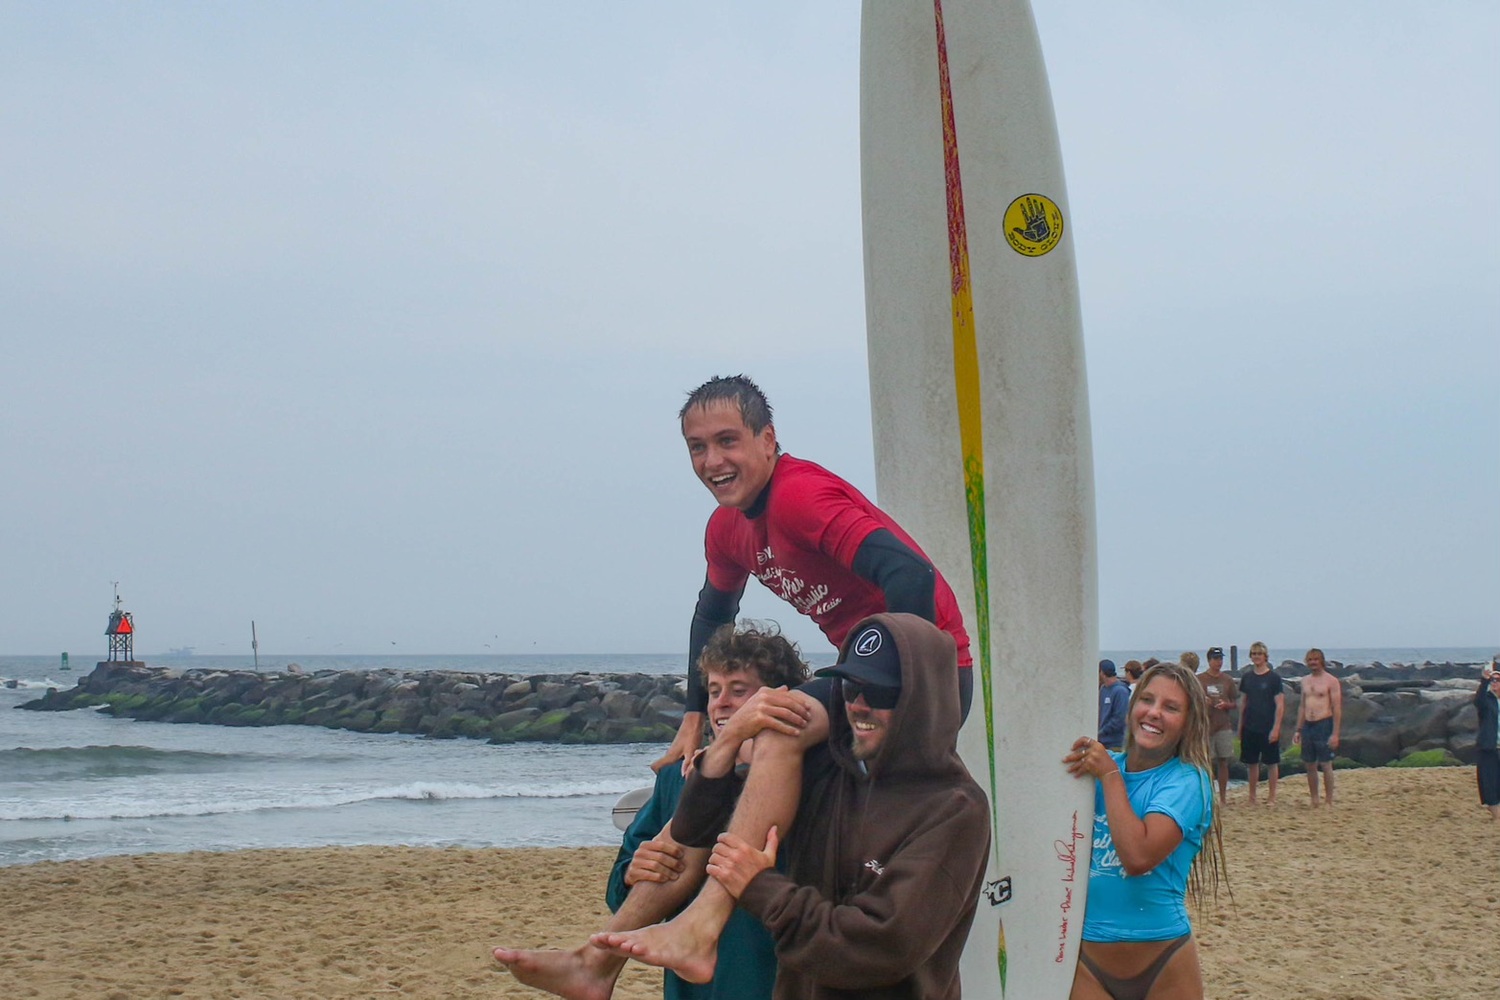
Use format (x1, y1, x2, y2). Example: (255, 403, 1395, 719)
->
(687, 579, 742, 712)
(669, 768, 741, 848)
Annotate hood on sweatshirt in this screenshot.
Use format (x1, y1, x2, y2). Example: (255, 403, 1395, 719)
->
(824, 612, 968, 783)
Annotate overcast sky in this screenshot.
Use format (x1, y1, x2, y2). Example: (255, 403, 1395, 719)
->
(2, 2, 1495, 658)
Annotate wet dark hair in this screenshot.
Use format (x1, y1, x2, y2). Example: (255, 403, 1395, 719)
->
(680, 375, 775, 435)
(697, 620, 808, 690)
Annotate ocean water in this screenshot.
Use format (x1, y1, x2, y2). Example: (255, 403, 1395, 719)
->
(0, 654, 690, 868)
(2, 647, 1491, 868)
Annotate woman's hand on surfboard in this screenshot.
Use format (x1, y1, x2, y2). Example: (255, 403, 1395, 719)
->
(706, 826, 779, 899)
(625, 836, 688, 887)
(1064, 736, 1120, 782)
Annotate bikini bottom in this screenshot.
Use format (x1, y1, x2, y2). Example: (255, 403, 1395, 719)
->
(1079, 934, 1191, 1000)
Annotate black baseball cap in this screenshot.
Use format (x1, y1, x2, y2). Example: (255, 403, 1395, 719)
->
(1099, 659, 1117, 677)
(817, 622, 904, 688)
(1207, 647, 1224, 658)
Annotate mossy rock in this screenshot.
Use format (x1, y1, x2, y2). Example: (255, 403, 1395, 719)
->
(104, 693, 151, 712)
(1278, 746, 1303, 770)
(206, 703, 247, 724)
(525, 709, 573, 740)
(1389, 748, 1462, 768)
(452, 715, 491, 740)
(1332, 756, 1363, 770)
(369, 717, 403, 734)
(335, 709, 380, 732)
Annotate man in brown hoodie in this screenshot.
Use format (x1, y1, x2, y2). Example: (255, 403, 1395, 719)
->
(640, 613, 991, 999)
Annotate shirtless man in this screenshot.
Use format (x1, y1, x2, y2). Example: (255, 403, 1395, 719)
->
(1294, 648, 1342, 807)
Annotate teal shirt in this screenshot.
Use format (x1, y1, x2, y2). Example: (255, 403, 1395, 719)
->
(1082, 753, 1212, 942)
(607, 767, 777, 1000)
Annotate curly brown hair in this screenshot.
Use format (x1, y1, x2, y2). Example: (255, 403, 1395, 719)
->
(697, 621, 808, 690)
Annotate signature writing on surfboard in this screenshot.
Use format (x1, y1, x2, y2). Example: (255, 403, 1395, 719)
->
(1054, 810, 1085, 962)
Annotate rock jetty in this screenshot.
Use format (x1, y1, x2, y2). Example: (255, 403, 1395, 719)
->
(20, 661, 685, 745)
(1265, 658, 1489, 769)
(17, 657, 1493, 763)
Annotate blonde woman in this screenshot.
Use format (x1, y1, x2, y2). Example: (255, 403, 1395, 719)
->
(1064, 661, 1224, 1000)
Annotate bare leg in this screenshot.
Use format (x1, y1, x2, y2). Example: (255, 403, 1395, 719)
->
(595, 694, 830, 983)
(1245, 764, 1259, 805)
(1305, 764, 1321, 807)
(1321, 762, 1336, 806)
(1266, 764, 1279, 805)
(493, 839, 709, 999)
(1215, 759, 1229, 804)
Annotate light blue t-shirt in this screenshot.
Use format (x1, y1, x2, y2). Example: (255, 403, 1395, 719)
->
(1082, 752, 1212, 942)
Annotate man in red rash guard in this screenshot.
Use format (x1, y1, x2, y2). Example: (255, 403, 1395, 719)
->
(654, 373, 972, 773)
(490, 377, 975, 1000)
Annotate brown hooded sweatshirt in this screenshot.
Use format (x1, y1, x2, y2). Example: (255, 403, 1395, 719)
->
(673, 612, 991, 999)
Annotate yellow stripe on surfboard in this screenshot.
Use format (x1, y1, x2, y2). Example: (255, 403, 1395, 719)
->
(933, 0, 1006, 990)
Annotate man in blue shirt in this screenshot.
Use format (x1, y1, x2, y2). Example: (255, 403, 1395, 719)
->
(1097, 659, 1129, 751)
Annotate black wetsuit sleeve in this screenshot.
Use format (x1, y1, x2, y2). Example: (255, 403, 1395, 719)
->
(686, 577, 743, 713)
(851, 528, 937, 622)
(669, 767, 743, 848)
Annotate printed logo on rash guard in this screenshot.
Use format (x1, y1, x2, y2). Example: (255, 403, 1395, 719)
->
(863, 858, 886, 877)
(751, 547, 845, 620)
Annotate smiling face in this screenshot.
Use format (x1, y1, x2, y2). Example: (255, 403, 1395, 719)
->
(845, 694, 895, 762)
(682, 400, 779, 511)
(705, 668, 765, 735)
(1130, 675, 1190, 760)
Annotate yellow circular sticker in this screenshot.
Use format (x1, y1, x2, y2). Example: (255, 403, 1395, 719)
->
(1003, 193, 1064, 257)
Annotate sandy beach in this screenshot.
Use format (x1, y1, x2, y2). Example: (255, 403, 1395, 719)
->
(2, 767, 1495, 999)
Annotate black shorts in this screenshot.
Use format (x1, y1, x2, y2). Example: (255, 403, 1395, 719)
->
(1300, 717, 1335, 764)
(1478, 749, 1500, 807)
(1240, 729, 1280, 766)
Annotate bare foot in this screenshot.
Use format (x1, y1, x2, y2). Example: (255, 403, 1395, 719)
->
(591, 918, 718, 985)
(491, 944, 622, 1000)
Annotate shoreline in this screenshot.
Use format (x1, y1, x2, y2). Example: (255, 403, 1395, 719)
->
(3, 767, 1495, 998)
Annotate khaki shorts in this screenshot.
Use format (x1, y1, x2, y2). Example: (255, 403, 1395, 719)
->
(1211, 729, 1236, 760)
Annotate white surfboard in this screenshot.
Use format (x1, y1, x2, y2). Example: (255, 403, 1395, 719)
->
(861, 2, 1098, 997)
(611, 786, 654, 832)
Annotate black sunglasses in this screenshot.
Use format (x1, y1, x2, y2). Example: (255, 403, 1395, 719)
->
(839, 679, 900, 710)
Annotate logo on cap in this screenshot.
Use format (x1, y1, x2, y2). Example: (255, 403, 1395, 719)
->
(854, 627, 884, 657)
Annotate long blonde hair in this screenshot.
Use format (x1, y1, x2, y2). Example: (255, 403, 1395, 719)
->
(1123, 661, 1229, 909)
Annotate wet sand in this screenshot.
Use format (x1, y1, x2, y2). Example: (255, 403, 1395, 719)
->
(2, 767, 1495, 998)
